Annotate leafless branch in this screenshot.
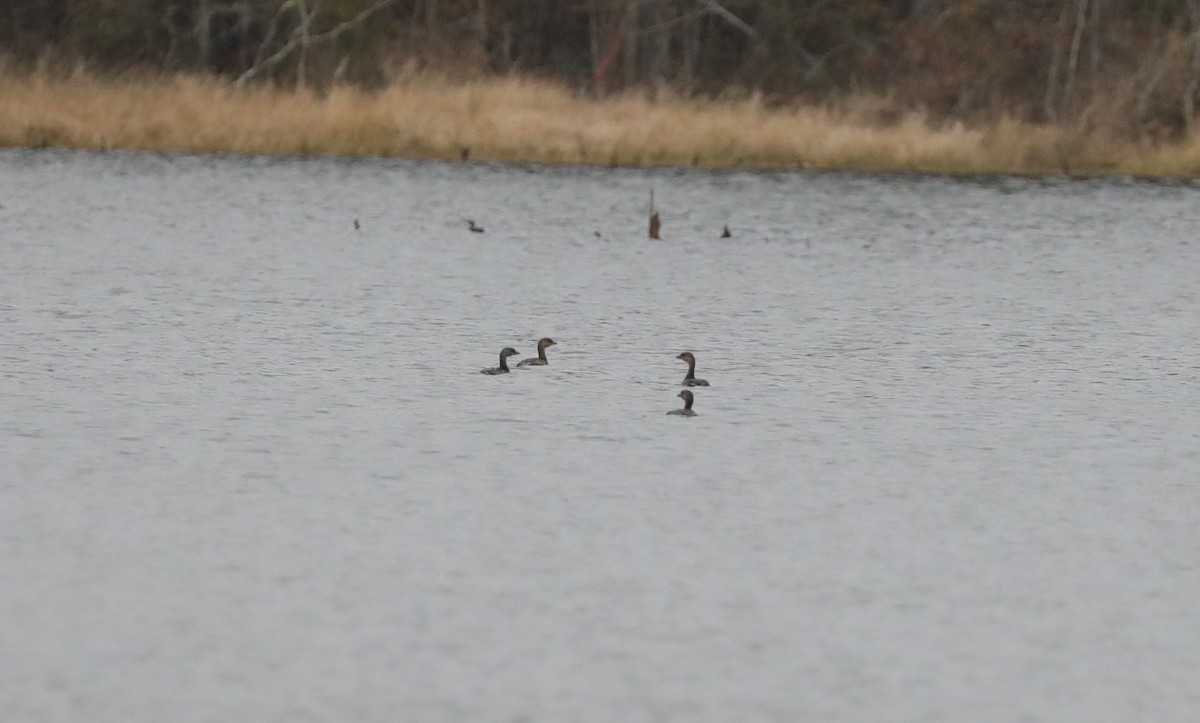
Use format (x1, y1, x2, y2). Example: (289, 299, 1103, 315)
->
(235, 0, 400, 88)
(251, 0, 300, 70)
(696, 0, 759, 42)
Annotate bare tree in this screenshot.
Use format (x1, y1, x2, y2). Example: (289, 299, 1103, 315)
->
(236, 0, 400, 88)
(1183, 0, 1200, 133)
(1063, 0, 1090, 118)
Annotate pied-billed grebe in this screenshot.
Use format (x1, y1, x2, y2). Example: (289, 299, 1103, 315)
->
(516, 337, 557, 367)
(481, 347, 519, 374)
(667, 390, 697, 416)
(676, 351, 710, 386)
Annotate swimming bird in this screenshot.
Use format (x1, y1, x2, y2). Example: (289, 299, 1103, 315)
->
(481, 347, 519, 375)
(467, 219, 485, 233)
(667, 390, 697, 416)
(516, 338, 557, 367)
(676, 351, 709, 386)
(721, 224, 731, 238)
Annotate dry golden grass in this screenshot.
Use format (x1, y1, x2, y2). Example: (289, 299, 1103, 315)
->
(3, 68, 1200, 177)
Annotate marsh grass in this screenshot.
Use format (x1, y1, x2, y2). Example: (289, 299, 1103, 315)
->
(2, 68, 1199, 177)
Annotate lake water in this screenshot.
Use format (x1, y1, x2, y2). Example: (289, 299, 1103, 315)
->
(2, 149, 1199, 722)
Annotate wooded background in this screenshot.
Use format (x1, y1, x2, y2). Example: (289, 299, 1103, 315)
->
(5, 1, 1200, 137)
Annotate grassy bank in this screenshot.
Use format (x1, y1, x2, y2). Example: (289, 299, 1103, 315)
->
(2, 70, 1200, 177)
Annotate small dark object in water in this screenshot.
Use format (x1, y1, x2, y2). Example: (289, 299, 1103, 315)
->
(467, 219, 485, 233)
(667, 390, 697, 417)
(676, 351, 710, 387)
(481, 347, 519, 375)
(649, 212, 661, 239)
(721, 225, 731, 238)
(516, 338, 557, 367)
(353, 219, 361, 231)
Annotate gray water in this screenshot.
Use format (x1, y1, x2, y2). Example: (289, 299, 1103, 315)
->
(2, 149, 1199, 722)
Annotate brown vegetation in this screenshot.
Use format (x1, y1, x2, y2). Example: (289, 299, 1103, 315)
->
(9, 2, 1200, 136)
(3, 3, 1200, 175)
(3, 68, 1200, 176)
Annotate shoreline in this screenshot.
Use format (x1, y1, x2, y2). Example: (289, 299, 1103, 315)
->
(11, 144, 1197, 187)
(2, 71, 1200, 179)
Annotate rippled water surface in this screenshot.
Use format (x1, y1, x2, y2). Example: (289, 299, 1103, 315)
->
(3, 150, 1199, 722)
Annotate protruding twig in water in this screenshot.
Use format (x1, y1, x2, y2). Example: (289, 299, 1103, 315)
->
(648, 188, 660, 239)
(466, 219, 485, 233)
(721, 224, 731, 238)
(353, 219, 361, 231)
